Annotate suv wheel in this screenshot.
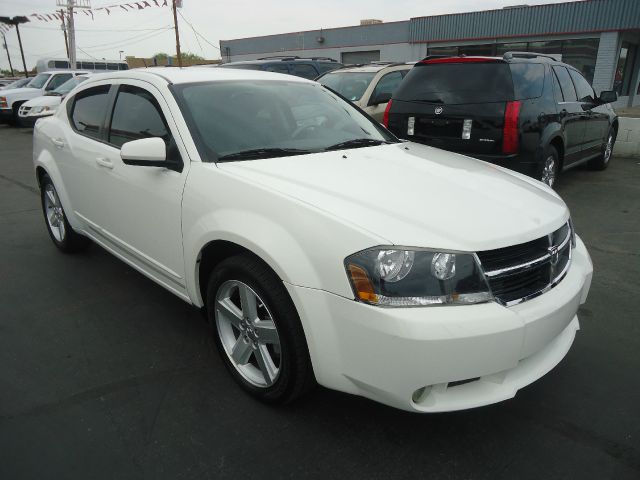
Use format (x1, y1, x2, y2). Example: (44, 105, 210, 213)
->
(40, 174, 91, 253)
(589, 128, 615, 171)
(206, 254, 315, 404)
(540, 145, 559, 188)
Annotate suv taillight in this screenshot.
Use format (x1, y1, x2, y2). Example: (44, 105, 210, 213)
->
(502, 100, 521, 154)
(383, 99, 392, 127)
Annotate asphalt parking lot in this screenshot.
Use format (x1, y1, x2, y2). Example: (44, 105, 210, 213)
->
(0, 124, 639, 480)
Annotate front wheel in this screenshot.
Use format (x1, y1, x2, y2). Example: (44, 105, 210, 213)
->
(539, 145, 560, 188)
(206, 254, 315, 404)
(589, 128, 615, 171)
(40, 174, 91, 253)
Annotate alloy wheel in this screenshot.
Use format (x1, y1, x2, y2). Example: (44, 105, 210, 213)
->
(214, 280, 282, 388)
(44, 183, 66, 242)
(541, 155, 556, 187)
(604, 134, 613, 164)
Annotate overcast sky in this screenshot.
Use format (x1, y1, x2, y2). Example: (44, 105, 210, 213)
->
(1, 0, 581, 72)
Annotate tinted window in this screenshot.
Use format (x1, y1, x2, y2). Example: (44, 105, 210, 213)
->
(54, 76, 87, 95)
(46, 74, 73, 91)
(550, 67, 563, 103)
(80, 62, 94, 69)
(395, 62, 514, 105)
(109, 85, 170, 148)
(290, 63, 318, 79)
(552, 66, 577, 102)
(568, 69, 595, 102)
(509, 63, 545, 99)
(119, 64, 129, 70)
(107, 63, 119, 70)
(371, 71, 404, 101)
(264, 63, 290, 74)
(316, 62, 342, 74)
(318, 72, 376, 101)
(71, 85, 110, 139)
(27, 73, 51, 89)
(94, 63, 107, 70)
(562, 38, 599, 84)
(54, 60, 70, 69)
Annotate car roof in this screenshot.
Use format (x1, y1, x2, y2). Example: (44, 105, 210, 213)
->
(81, 66, 316, 86)
(39, 70, 91, 75)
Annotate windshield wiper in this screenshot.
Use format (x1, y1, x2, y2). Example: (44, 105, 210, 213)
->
(323, 138, 390, 151)
(217, 147, 311, 162)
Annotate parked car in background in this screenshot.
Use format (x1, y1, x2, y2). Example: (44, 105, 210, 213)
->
(33, 67, 593, 413)
(385, 53, 619, 187)
(217, 56, 343, 79)
(0, 70, 88, 126)
(0, 77, 32, 90)
(317, 62, 413, 122)
(19, 75, 90, 127)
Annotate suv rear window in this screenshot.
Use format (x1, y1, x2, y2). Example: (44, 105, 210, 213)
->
(509, 63, 545, 99)
(394, 62, 514, 105)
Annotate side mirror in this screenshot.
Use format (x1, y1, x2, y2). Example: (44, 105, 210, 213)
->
(121, 137, 176, 170)
(369, 91, 392, 106)
(598, 90, 617, 104)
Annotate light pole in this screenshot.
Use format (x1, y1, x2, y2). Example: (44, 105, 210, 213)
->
(0, 16, 29, 77)
(2, 33, 14, 76)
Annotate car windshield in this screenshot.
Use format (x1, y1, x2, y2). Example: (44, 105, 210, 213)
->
(318, 72, 376, 101)
(4, 77, 31, 89)
(54, 76, 87, 95)
(26, 73, 52, 89)
(172, 80, 397, 161)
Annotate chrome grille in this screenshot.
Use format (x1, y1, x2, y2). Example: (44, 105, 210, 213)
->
(18, 105, 31, 116)
(478, 222, 573, 306)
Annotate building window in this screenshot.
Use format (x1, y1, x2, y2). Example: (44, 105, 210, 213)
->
(458, 44, 494, 56)
(561, 38, 599, 84)
(427, 46, 458, 57)
(614, 42, 638, 96)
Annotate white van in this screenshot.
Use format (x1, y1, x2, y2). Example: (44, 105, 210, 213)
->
(36, 58, 128, 73)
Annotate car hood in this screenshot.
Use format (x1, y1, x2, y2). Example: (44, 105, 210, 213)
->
(23, 95, 62, 108)
(217, 142, 568, 251)
(0, 87, 42, 97)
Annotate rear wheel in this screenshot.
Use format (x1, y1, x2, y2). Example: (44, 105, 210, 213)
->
(206, 254, 315, 404)
(589, 128, 615, 171)
(539, 145, 560, 188)
(40, 174, 91, 253)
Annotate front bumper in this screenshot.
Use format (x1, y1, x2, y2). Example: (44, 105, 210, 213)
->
(286, 236, 593, 412)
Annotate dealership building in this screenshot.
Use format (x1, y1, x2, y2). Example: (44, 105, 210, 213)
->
(219, 0, 640, 107)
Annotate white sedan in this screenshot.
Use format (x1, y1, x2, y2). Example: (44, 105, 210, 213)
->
(33, 67, 593, 412)
(19, 75, 89, 127)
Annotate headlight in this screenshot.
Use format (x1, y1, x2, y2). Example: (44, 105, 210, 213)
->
(31, 106, 50, 114)
(345, 247, 493, 307)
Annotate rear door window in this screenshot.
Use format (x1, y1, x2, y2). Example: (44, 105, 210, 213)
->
(568, 69, 595, 102)
(290, 63, 319, 79)
(509, 63, 545, 99)
(70, 85, 111, 140)
(552, 66, 578, 102)
(394, 62, 514, 105)
(264, 63, 290, 74)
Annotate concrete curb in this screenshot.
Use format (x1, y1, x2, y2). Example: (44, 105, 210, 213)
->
(614, 117, 640, 158)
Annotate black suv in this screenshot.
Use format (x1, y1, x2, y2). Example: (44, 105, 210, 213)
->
(218, 56, 343, 80)
(384, 53, 619, 187)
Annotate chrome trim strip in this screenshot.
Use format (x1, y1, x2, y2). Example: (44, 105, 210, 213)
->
(484, 252, 550, 278)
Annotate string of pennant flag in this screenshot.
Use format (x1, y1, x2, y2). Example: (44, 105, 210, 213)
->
(0, 1, 169, 34)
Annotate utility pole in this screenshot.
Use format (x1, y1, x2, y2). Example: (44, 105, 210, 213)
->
(0, 17, 29, 77)
(2, 33, 14, 76)
(172, 0, 182, 67)
(57, 0, 90, 70)
(60, 9, 69, 59)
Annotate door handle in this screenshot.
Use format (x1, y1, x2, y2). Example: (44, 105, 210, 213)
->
(51, 137, 65, 148)
(95, 156, 114, 169)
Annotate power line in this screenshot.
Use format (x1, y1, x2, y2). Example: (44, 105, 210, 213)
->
(77, 27, 172, 50)
(22, 25, 171, 32)
(176, 10, 220, 51)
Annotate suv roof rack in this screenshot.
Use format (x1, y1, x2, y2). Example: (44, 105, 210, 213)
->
(256, 55, 337, 62)
(503, 51, 558, 61)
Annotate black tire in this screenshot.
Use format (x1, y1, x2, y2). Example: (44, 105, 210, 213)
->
(11, 102, 24, 127)
(40, 173, 91, 253)
(588, 128, 615, 171)
(539, 144, 560, 188)
(206, 253, 315, 404)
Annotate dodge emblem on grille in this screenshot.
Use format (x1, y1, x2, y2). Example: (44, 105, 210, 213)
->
(549, 245, 560, 266)
(435, 107, 443, 115)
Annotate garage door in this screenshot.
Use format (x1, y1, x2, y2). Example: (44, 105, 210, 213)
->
(341, 50, 381, 65)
